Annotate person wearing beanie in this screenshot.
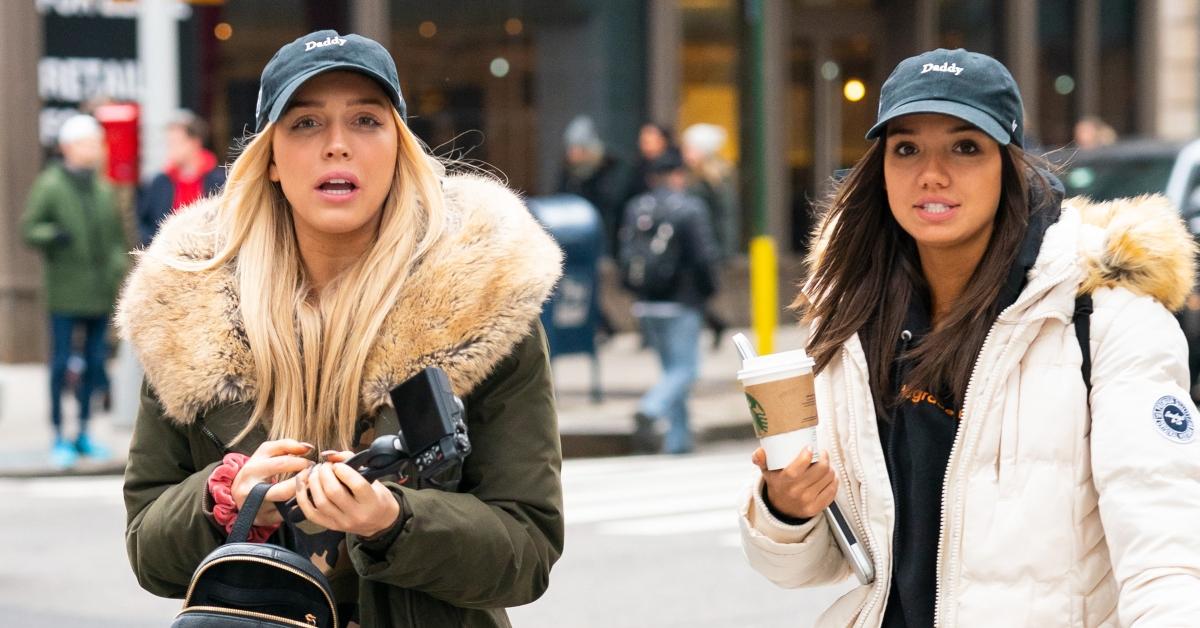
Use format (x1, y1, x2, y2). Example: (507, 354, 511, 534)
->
(681, 122, 739, 350)
(557, 114, 633, 257)
(740, 48, 1200, 626)
(681, 123, 739, 258)
(136, 110, 226, 245)
(118, 30, 563, 627)
(22, 114, 129, 468)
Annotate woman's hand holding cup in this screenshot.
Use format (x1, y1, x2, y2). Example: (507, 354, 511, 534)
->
(753, 446, 837, 520)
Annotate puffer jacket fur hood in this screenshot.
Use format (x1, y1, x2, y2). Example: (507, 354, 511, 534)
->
(116, 173, 564, 424)
(742, 194, 1200, 627)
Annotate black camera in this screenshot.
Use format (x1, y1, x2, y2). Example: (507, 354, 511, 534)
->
(351, 366, 471, 482)
(280, 367, 470, 524)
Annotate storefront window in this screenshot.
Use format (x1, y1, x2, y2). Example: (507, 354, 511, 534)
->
(1037, 0, 1076, 146)
(789, 3, 880, 252)
(681, 0, 739, 163)
(391, 3, 537, 189)
(1099, 0, 1137, 136)
(939, 0, 1002, 54)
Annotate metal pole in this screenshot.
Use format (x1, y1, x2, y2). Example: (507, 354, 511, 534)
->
(1005, 0, 1038, 139)
(351, 0, 390, 50)
(116, 0, 180, 427)
(137, 0, 179, 178)
(1076, 0, 1100, 119)
(745, 0, 777, 354)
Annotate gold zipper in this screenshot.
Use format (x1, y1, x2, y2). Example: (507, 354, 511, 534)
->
(182, 555, 338, 628)
(177, 605, 323, 627)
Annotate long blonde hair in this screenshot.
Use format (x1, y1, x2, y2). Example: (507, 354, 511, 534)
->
(177, 108, 447, 449)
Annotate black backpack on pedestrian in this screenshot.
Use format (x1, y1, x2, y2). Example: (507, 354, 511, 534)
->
(618, 192, 687, 301)
(171, 482, 338, 627)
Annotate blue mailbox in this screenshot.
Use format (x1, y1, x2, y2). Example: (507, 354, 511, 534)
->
(527, 194, 604, 402)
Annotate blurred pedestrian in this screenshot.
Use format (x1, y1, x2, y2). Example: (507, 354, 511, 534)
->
(681, 123, 738, 348)
(1073, 115, 1117, 150)
(22, 114, 129, 468)
(117, 30, 563, 627)
(740, 48, 1200, 626)
(626, 122, 676, 204)
(619, 148, 719, 454)
(557, 115, 632, 258)
(681, 123, 738, 257)
(136, 110, 226, 245)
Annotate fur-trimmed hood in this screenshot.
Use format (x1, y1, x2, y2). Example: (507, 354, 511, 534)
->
(805, 193, 1196, 312)
(117, 173, 563, 425)
(1070, 194, 1196, 311)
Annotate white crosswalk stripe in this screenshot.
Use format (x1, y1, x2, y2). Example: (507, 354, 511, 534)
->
(562, 447, 758, 537)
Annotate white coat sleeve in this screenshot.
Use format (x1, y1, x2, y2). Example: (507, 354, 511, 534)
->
(739, 475, 852, 588)
(1088, 291, 1200, 626)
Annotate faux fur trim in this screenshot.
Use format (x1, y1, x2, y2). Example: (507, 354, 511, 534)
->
(1071, 194, 1197, 311)
(116, 173, 563, 425)
(802, 194, 1196, 312)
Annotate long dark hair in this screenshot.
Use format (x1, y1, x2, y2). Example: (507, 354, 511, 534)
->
(798, 139, 1039, 418)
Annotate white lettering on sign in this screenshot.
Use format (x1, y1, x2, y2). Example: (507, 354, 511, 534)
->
(36, 0, 191, 20)
(38, 57, 140, 103)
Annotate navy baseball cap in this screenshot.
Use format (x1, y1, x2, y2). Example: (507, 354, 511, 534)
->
(255, 29, 406, 132)
(866, 48, 1023, 147)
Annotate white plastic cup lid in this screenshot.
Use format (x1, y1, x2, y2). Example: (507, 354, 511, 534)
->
(737, 349, 814, 381)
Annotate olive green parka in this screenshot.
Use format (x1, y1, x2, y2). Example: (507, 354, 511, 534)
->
(118, 173, 565, 627)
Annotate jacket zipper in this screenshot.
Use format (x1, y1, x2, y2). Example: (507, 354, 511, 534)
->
(176, 605, 324, 627)
(198, 420, 228, 452)
(932, 273, 1063, 626)
(835, 346, 887, 628)
(183, 555, 338, 628)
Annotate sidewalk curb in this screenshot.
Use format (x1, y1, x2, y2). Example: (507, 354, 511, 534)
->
(0, 425, 756, 477)
(0, 460, 126, 479)
(560, 422, 753, 459)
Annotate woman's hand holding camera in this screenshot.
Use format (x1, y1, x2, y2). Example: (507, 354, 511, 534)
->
(231, 438, 316, 527)
(753, 447, 838, 520)
(294, 450, 401, 539)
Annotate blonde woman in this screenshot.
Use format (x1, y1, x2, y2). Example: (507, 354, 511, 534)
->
(119, 31, 563, 627)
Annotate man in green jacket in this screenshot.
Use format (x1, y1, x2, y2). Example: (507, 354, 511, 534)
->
(22, 114, 130, 468)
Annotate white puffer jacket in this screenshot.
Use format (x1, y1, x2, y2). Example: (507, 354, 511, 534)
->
(740, 196, 1200, 627)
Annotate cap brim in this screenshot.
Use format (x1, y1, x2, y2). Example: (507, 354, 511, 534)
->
(866, 99, 1012, 146)
(263, 63, 402, 131)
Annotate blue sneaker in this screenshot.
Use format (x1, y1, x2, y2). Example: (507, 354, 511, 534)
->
(51, 438, 78, 469)
(74, 433, 112, 460)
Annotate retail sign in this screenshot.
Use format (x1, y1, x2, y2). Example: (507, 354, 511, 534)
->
(35, 0, 191, 147)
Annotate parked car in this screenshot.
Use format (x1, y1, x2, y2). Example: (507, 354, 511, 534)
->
(1057, 138, 1200, 397)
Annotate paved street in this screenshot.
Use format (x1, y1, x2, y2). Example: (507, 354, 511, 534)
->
(0, 444, 853, 627)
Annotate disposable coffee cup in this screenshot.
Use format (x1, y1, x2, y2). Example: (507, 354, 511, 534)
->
(737, 349, 819, 470)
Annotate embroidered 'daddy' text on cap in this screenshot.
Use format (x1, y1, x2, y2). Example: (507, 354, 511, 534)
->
(254, 29, 406, 132)
(867, 48, 1024, 147)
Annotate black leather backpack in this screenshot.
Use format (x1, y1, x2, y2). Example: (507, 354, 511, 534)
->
(171, 482, 338, 627)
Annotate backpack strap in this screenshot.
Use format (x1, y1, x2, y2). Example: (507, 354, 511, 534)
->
(228, 482, 272, 544)
(1074, 293, 1094, 395)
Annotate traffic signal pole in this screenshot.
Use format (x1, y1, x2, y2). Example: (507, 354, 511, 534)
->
(744, 0, 777, 354)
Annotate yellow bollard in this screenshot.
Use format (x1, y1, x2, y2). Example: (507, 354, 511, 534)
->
(749, 235, 778, 355)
